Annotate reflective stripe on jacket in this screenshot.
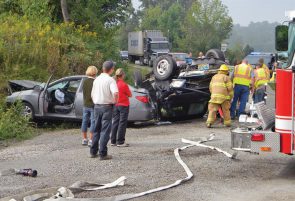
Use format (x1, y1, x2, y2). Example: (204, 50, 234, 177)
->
(254, 68, 269, 89)
(233, 64, 252, 87)
(209, 72, 233, 104)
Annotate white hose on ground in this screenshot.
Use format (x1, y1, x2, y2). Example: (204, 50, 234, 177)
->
(3, 134, 236, 201)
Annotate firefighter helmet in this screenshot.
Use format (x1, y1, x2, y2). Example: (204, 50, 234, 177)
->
(219, 64, 229, 71)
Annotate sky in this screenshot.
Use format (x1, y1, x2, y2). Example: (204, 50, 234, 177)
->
(132, 0, 295, 26)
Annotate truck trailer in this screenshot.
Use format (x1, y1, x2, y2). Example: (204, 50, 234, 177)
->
(231, 12, 295, 155)
(128, 30, 170, 66)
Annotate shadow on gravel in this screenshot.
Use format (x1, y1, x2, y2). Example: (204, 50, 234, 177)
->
(128, 119, 195, 129)
(278, 160, 295, 179)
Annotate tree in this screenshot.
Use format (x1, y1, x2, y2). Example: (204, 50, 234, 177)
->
(179, 0, 233, 53)
(117, 2, 140, 50)
(60, 0, 70, 22)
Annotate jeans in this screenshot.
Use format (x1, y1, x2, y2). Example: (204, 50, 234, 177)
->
(230, 84, 250, 118)
(254, 87, 266, 104)
(111, 106, 129, 145)
(81, 107, 95, 133)
(90, 105, 113, 157)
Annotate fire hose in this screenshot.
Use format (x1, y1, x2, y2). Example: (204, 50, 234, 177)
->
(1, 134, 237, 201)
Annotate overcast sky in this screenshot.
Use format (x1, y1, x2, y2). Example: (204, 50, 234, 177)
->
(132, 0, 295, 26)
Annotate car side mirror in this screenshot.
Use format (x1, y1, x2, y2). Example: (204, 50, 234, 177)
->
(275, 25, 288, 51)
(33, 85, 42, 92)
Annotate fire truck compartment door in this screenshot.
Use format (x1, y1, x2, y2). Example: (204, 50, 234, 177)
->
(251, 131, 280, 154)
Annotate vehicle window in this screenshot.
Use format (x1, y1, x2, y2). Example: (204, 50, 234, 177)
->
(245, 55, 272, 66)
(48, 80, 68, 91)
(151, 43, 169, 49)
(48, 79, 81, 93)
(67, 80, 81, 93)
(173, 54, 188, 61)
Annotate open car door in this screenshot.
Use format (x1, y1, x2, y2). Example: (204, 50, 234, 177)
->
(39, 75, 53, 116)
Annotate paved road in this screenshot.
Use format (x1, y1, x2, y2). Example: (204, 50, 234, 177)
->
(1, 117, 295, 201)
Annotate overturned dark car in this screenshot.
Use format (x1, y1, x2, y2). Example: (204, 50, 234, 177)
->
(134, 49, 226, 120)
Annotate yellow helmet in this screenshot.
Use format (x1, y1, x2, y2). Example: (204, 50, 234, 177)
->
(219, 64, 229, 71)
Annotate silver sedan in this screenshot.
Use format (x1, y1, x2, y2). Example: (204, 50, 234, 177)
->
(6, 75, 155, 123)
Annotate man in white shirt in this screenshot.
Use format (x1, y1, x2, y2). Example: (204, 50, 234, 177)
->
(90, 61, 118, 160)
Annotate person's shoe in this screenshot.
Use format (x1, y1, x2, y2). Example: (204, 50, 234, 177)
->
(82, 138, 88, 146)
(231, 117, 235, 120)
(100, 155, 112, 160)
(89, 154, 98, 158)
(110, 143, 116, 146)
(225, 124, 231, 128)
(117, 143, 129, 147)
(206, 123, 212, 128)
(88, 140, 92, 147)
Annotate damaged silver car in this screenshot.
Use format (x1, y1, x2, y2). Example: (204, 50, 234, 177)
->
(6, 76, 155, 123)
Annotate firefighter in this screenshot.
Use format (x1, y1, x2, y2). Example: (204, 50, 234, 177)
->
(230, 59, 252, 119)
(258, 58, 270, 80)
(252, 64, 269, 103)
(206, 64, 233, 128)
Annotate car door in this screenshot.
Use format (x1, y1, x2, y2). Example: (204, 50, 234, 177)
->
(72, 78, 84, 119)
(39, 75, 53, 116)
(40, 77, 82, 119)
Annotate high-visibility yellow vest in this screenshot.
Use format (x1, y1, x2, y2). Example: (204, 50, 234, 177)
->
(262, 64, 270, 80)
(233, 64, 252, 87)
(209, 72, 233, 104)
(254, 68, 269, 89)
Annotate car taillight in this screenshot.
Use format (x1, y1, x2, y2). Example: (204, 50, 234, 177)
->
(136, 96, 149, 103)
(251, 134, 265, 142)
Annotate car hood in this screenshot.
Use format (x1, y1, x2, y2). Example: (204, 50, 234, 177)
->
(8, 80, 44, 93)
(6, 89, 35, 103)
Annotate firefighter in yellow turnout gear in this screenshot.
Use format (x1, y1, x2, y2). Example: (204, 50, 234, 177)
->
(206, 64, 233, 128)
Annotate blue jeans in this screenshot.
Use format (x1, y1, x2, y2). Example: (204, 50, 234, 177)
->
(81, 107, 95, 133)
(90, 105, 113, 157)
(230, 84, 250, 118)
(254, 87, 266, 104)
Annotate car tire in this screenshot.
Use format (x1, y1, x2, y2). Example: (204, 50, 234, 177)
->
(205, 49, 225, 61)
(133, 70, 143, 88)
(22, 102, 34, 120)
(153, 55, 177, 81)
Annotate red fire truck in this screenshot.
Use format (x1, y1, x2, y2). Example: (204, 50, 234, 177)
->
(231, 12, 295, 155)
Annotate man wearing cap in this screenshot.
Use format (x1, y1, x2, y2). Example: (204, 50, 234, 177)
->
(90, 61, 118, 160)
(206, 64, 233, 128)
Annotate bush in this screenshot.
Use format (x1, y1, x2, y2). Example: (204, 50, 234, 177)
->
(0, 100, 34, 141)
(0, 15, 103, 89)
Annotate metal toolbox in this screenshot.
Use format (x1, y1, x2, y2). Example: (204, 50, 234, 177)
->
(231, 127, 251, 151)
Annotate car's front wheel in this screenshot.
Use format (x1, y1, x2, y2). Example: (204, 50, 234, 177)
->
(22, 102, 34, 120)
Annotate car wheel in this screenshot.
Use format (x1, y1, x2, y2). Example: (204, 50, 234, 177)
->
(22, 102, 34, 120)
(205, 49, 225, 61)
(153, 55, 177, 81)
(133, 70, 143, 88)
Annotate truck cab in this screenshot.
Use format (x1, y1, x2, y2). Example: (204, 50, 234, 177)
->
(128, 30, 170, 66)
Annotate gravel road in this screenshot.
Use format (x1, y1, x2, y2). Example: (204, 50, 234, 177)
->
(1, 116, 295, 201)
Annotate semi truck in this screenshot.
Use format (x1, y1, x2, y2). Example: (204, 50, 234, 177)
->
(128, 30, 170, 66)
(231, 11, 295, 155)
